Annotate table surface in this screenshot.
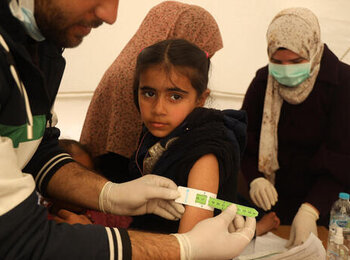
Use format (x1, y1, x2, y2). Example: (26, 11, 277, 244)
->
(272, 225, 329, 249)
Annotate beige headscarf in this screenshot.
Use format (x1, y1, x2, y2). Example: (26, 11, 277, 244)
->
(80, 1, 223, 158)
(258, 7, 324, 183)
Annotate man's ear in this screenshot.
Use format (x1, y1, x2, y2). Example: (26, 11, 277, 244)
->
(197, 89, 210, 107)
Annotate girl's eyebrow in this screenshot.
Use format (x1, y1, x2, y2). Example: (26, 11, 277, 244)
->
(139, 86, 155, 91)
(167, 86, 188, 94)
(140, 85, 189, 94)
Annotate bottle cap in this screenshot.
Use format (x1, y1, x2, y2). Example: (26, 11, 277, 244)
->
(339, 192, 350, 200)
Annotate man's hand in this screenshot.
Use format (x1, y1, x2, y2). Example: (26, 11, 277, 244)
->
(249, 177, 278, 211)
(172, 204, 256, 259)
(286, 203, 319, 247)
(99, 175, 185, 220)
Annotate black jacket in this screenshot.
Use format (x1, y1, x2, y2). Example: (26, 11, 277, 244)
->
(129, 107, 247, 233)
(0, 3, 131, 259)
(0, 0, 73, 195)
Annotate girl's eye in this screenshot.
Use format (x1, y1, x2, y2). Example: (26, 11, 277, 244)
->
(170, 94, 182, 101)
(143, 91, 155, 98)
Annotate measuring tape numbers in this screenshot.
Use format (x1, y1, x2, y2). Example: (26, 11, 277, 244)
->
(175, 186, 258, 218)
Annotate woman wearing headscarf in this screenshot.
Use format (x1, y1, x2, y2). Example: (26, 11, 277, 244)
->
(80, 1, 223, 182)
(241, 7, 350, 247)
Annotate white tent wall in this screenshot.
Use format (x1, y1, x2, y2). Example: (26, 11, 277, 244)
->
(55, 0, 350, 140)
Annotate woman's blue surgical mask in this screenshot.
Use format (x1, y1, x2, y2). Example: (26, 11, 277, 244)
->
(268, 62, 311, 87)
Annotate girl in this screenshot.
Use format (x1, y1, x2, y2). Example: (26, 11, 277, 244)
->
(80, 1, 223, 184)
(128, 38, 247, 233)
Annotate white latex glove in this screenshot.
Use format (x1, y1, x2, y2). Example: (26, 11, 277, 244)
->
(249, 177, 278, 211)
(172, 204, 256, 260)
(286, 203, 319, 248)
(99, 175, 185, 220)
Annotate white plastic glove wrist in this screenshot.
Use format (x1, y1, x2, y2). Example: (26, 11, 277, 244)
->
(171, 204, 256, 260)
(286, 203, 319, 248)
(99, 175, 185, 220)
(172, 232, 191, 260)
(249, 177, 278, 211)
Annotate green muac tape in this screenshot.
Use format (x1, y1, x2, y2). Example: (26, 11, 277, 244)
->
(195, 194, 259, 218)
(176, 186, 259, 217)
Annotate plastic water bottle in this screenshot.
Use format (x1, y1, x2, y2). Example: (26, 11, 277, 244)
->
(327, 192, 350, 258)
(327, 226, 349, 259)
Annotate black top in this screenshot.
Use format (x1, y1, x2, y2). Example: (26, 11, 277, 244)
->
(128, 107, 247, 233)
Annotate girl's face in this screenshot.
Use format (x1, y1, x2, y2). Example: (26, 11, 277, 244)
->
(138, 65, 208, 138)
